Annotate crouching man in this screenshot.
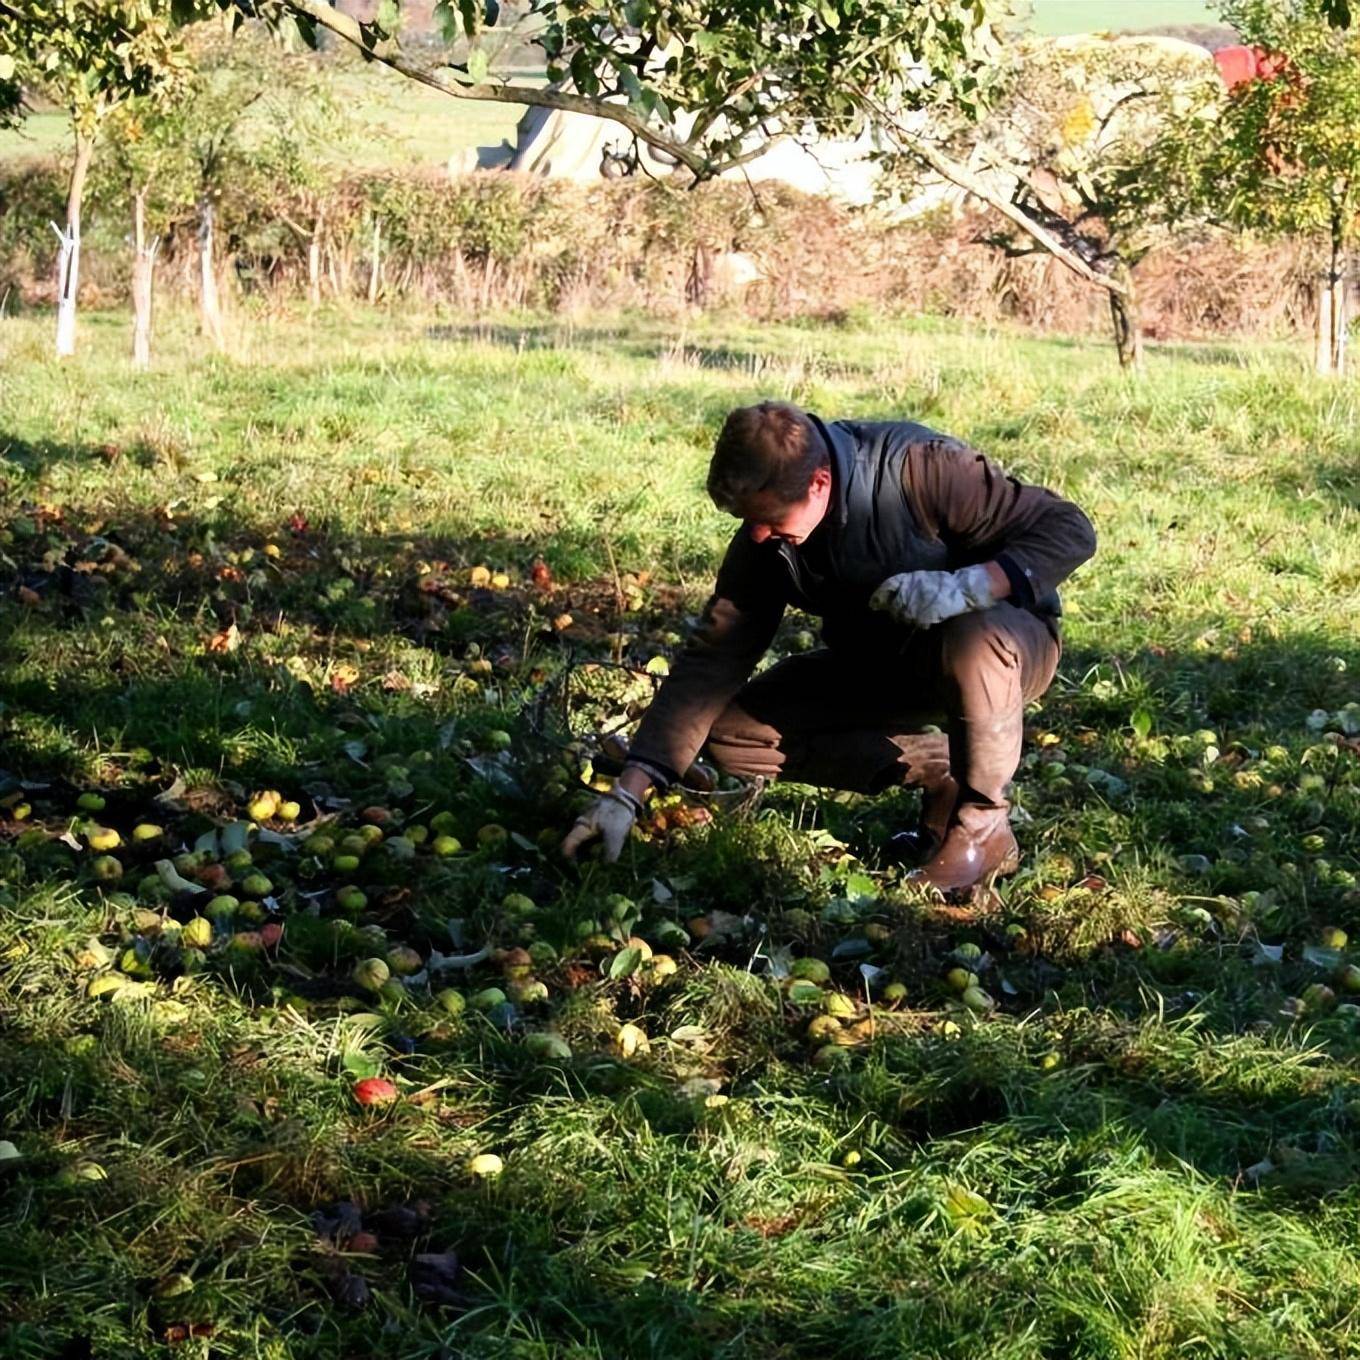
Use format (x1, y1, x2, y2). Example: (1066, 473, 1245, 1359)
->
(562, 401, 1096, 896)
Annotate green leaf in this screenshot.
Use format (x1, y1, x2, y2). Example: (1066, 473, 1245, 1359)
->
(342, 1050, 381, 1079)
(1130, 708, 1153, 740)
(375, 0, 400, 35)
(608, 946, 643, 980)
(467, 47, 489, 83)
(432, 0, 460, 42)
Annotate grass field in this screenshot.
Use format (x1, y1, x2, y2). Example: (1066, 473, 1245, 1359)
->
(3, 302, 1360, 1358)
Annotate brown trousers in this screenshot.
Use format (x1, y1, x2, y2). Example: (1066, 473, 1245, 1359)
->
(703, 603, 1060, 816)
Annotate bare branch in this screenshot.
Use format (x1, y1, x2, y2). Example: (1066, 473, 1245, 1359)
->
(855, 88, 1126, 296)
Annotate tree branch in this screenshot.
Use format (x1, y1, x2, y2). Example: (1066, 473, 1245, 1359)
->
(272, 0, 742, 181)
(856, 88, 1127, 296)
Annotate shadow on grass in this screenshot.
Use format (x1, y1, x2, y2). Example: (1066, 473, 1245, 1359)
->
(425, 319, 858, 376)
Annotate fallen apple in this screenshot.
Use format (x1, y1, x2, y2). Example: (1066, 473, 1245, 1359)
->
(431, 835, 462, 858)
(332, 854, 362, 875)
(353, 1077, 398, 1106)
(260, 921, 284, 948)
(467, 1152, 503, 1178)
(386, 945, 422, 975)
(614, 1023, 649, 1058)
(131, 823, 163, 843)
(247, 792, 279, 822)
(524, 1032, 572, 1060)
(1321, 926, 1349, 951)
(76, 792, 106, 813)
(181, 917, 213, 949)
(961, 986, 995, 1014)
(790, 957, 830, 984)
(471, 987, 507, 1011)
(86, 826, 121, 852)
(353, 957, 391, 992)
(276, 800, 301, 823)
(435, 988, 466, 1017)
(880, 981, 908, 1003)
(337, 886, 368, 913)
(477, 824, 508, 849)
(90, 855, 123, 882)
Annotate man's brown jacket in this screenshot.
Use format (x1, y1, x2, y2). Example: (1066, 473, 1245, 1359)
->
(627, 415, 1097, 784)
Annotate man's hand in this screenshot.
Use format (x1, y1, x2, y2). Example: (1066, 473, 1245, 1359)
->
(869, 563, 1002, 629)
(561, 787, 641, 863)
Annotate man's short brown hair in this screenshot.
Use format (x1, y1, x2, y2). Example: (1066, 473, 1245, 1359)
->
(707, 401, 828, 515)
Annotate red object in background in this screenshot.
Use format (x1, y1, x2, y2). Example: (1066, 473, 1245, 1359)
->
(1215, 44, 1295, 90)
(1215, 44, 1259, 89)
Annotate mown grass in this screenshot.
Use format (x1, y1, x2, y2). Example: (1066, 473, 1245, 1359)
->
(2, 301, 1360, 1359)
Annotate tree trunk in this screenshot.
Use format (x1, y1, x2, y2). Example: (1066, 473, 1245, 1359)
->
(54, 132, 93, 360)
(308, 205, 324, 306)
(1316, 212, 1347, 378)
(367, 216, 382, 304)
(1108, 279, 1143, 371)
(131, 188, 158, 370)
(198, 195, 224, 350)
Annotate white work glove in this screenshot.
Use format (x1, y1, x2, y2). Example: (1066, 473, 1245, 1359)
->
(868, 564, 998, 629)
(561, 786, 642, 863)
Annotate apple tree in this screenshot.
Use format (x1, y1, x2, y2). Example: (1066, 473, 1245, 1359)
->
(878, 34, 1217, 369)
(210, 0, 1016, 182)
(1143, 0, 1360, 375)
(0, 0, 191, 356)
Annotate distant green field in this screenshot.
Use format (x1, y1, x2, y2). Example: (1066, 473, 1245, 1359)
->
(1028, 0, 1220, 33)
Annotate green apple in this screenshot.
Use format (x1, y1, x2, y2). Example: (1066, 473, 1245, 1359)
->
(790, 957, 830, 984)
(205, 895, 240, 919)
(471, 986, 507, 1011)
(131, 823, 163, 843)
(240, 873, 272, 898)
(881, 981, 908, 1003)
(524, 1032, 572, 1060)
(431, 835, 462, 858)
(485, 729, 513, 752)
(76, 792, 106, 813)
(386, 945, 422, 975)
(467, 1152, 503, 1178)
(352, 957, 390, 992)
(477, 823, 508, 849)
(1321, 926, 1349, 951)
(276, 800, 301, 822)
(336, 886, 368, 913)
(962, 986, 995, 1013)
(435, 988, 466, 1017)
(823, 992, 857, 1019)
(946, 968, 977, 993)
(90, 855, 123, 882)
